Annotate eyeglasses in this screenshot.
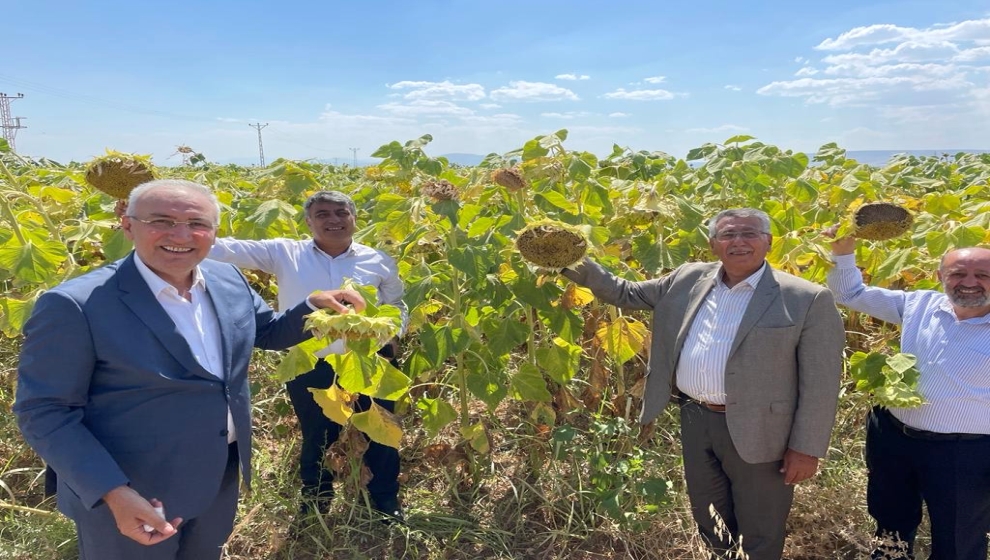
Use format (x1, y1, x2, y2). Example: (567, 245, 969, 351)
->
(713, 230, 768, 242)
(127, 216, 216, 233)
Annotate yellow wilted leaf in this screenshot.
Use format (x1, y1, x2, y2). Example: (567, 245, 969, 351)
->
(595, 316, 649, 364)
(561, 284, 594, 309)
(460, 422, 490, 455)
(309, 385, 354, 426)
(350, 402, 403, 448)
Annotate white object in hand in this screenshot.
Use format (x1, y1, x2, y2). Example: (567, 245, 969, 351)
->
(142, 504, 165, 533)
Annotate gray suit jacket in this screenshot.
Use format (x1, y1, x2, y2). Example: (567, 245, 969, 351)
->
(14, 253, 314, 522)
(564, 259, 845, 463)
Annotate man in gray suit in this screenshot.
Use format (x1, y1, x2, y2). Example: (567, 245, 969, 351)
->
(14, 180, 365, 560)
(562, 208, 845, 560)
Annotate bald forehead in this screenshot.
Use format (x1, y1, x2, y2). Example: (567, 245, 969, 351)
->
(941, 247, 990, 269)
(133, 186, 218, 220)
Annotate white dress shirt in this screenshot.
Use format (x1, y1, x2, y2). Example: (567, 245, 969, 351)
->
(209, 237, 406, 356)
(676, 264, 767, 405)
(132, 254, 236, 442)
(828, 253, 990, 434)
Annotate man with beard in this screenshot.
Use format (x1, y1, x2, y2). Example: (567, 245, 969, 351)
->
(827, 232, 990, 560)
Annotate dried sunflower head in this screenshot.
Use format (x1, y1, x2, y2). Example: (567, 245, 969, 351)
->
(421, 179, 459, 201)
(492, 167, 528, 191)
(305, 310, 402, 348)
(84, 151, 155, 199)
(516, 219, 588, 269)
(852, 202, 913, 241)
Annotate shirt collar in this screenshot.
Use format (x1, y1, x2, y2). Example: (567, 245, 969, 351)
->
(132, 252, 206, 297)
(715, 262, 767, 290)
(936, 296, 990, 324)
(310, 239, 357, 258)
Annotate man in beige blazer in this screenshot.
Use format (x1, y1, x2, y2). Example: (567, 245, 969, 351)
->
(562, 208, 845, 560)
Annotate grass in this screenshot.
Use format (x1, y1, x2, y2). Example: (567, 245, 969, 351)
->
(0, 338, 932, 560)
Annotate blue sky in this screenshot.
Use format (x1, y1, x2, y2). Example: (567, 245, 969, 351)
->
(3, 0, 989, 165)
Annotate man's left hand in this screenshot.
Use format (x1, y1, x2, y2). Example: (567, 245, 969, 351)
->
(780, 448, 819, 485)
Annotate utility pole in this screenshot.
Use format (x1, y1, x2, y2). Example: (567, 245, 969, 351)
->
(0, 93, 26, 152)
(349, 147, 359, 167)
(248, 122, 268, 166)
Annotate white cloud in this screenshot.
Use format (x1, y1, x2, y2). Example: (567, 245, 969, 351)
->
(795, 56, 805, 63)
(387, 80, 486, 101)
(815, 18, 990, 51)
(604, 88, 676, 100)
(822, 41, 961, 66)
(376, 99, 476, 117)
(458, 113, 525, 126)
(609, 112, 631, 118)
(644, 76, 666, 84)
(724, 84, 743, 91)
(490, 81, 579, 102)
(954, 46, 990, 62)
(556, 73, 590, 80)
(541, 111, 593, 119)
(760, 17, 989, 109)
(479, 103, 502, 109)
(685, 124, 749, 134)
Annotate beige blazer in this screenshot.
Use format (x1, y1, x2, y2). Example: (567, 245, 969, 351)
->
(564, 259, 845, 463)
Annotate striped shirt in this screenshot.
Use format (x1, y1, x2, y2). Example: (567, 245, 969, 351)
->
(676, 264, 767, 405)
(828, 253, 990, 434)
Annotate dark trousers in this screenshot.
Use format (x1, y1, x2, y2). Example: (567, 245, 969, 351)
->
(76, 442, 240, 560)
(866, 407, 990, 560)
(284, 353, 400, 503)
(680, 400, 794, 560)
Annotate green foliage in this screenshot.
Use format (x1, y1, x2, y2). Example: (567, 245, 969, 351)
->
(848, 351, 924, 408)
(550, 415, 671, 527)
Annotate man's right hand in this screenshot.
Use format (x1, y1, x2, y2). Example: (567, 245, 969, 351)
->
(103, 486, 182, 545)
(823, 225, 856, 256)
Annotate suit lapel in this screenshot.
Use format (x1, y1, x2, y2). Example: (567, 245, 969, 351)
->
(116, 253, 217, 382)
(728, 266, 780, 357)
(674, 266, 718, 351)
(201, 262, 239, 377)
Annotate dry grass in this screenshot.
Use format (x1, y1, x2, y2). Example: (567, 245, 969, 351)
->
(0, 340, 932, 559)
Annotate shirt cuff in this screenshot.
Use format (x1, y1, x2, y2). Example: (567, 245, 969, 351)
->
(304, 296, 319, 311)
(831, 253, 857, 268)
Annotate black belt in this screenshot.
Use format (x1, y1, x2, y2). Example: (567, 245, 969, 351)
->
(881, 408, 988, 442)
(679, 393, 726, 413)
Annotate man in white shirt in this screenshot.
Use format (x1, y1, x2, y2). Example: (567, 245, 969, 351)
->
(210, 190, 408, 521)
(562, 208, 845, 560)
(14, 180, 364, 560)
(827, 230, 990, 560)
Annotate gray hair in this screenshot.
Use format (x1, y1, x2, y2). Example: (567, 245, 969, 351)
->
(304, 190, 357, 215)
(127, 179, 221, 222)
(708, 208, 771, 238)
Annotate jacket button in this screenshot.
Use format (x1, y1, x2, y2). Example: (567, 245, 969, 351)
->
(220, 429, 229, 437)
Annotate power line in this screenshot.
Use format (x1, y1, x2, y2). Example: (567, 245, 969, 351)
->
(248, 123, 268, 167)
(0, 93, 26, 152)
(0, 74, 216, 123)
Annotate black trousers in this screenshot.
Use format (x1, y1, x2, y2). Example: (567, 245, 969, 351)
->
(866, 406, 990, 560)
(284, 351, 400, 503)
